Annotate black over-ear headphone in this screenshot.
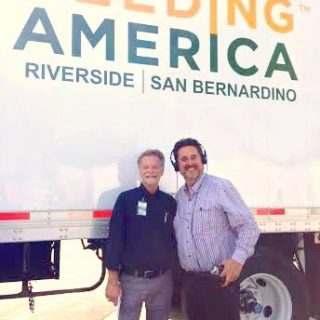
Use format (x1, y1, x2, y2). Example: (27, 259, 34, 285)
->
(170, 138, 207, 172)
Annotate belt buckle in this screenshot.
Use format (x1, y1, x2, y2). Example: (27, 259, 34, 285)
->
(143, 270, 155, 278)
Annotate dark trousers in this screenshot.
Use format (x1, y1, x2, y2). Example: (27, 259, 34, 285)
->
(185, 272, 240, 320)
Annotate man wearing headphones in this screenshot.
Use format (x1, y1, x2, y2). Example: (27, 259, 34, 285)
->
(171, 138, 260, 320)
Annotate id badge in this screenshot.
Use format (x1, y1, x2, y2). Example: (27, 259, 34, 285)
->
(137, 200, 147, 216)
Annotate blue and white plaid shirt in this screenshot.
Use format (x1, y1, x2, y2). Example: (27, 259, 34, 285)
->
(174, 173, 260, 272)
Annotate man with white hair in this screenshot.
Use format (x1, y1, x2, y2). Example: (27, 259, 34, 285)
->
(105, 149, 176, 320)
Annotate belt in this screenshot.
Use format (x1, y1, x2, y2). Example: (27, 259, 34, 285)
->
(121, 267, 168, 279)
(185, 271, 225, 284)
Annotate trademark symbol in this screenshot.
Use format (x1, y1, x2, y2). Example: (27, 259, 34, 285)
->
(299, 4, 311, 13)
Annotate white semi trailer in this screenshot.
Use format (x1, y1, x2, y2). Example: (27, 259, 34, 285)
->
(1, 1, 320, 319)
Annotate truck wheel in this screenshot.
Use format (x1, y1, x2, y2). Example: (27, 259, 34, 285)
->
(239, 247, 310, 320)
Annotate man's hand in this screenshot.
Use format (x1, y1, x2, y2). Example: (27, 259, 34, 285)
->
(219, 259, 243, 287)
(105, 270, 122, 306)
(105, 281, 122, 305)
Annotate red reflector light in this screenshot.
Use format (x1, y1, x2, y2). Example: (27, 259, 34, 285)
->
(257, 208, 285, 215)
(93, 210, 112, 219)
(0, 212, 30, 220)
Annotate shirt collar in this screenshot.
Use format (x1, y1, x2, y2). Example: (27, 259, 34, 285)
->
(183, 173, 206, 195)
(139, 183, 160, 198)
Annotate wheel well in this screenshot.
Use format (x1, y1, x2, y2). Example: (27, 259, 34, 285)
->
(255, 233, 301, 259)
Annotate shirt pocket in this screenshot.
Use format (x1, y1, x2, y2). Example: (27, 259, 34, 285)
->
(162, 212, 174, 238)
(193, 203, 221, 235)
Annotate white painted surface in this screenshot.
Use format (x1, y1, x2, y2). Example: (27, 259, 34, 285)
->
(0, 1, 320, 212)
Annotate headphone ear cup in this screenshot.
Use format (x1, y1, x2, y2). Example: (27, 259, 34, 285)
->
(171, 159, 178, 171)
(199, 145, 207, 164)
(202, 150, 207, 164)
(170, 150, 179, 171)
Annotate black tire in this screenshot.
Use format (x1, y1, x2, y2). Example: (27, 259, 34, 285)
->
(239, 247, 310, 320)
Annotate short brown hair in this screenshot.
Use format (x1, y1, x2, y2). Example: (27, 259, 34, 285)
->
(137, 149, 165, 168)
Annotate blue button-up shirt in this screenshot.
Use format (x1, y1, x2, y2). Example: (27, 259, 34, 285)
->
(174, 174, 260, 272)
(106, 184, 176, 271)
